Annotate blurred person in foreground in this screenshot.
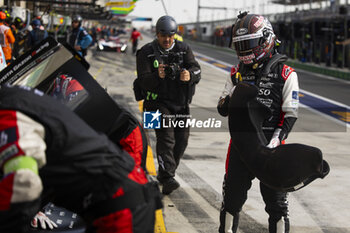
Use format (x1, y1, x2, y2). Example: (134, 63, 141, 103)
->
(0, 84, 160, 233)
(135, 15, 201, 195)
(68, 14, 92, 58)
(217, 12, 299, 233)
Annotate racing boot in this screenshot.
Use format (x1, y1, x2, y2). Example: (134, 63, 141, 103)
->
(269, 216, 290, 233)
(156, 174, 167, 184)
(219, 211, 239, 233)
(161, 177, 180, 195)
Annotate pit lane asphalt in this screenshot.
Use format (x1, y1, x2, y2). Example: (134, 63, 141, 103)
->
(86, 35, 350, 233)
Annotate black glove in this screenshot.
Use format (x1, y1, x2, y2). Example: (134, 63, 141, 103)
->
(217, 95, 230, 117)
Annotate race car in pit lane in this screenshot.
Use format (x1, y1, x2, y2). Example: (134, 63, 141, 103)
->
(96, 35, 128, 53)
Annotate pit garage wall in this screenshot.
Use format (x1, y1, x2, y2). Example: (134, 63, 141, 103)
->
(179, 18, 234, 45)
(179, 7, 350, 71)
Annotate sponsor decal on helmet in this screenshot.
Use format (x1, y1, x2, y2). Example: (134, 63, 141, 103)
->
(256, 51, 266, 60)
(232, 32, 263, 42)
(239, 53, 255, 64)
(236, 28, 248, 36)
(254, 16, 264, 28)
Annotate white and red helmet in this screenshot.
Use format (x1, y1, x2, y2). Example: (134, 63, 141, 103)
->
(230, 13, 276, 66)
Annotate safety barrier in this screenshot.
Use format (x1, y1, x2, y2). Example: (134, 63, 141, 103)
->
(285, 60, 350, 81)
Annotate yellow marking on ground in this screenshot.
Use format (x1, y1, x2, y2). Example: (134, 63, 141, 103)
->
(147, 148, 176, 233)
(154, 209, 168, 233)
(92, 64, 105, 79)
(199, 57, 210, 61)
(147, 142, 174, 233)
(139, 100, 176, 233)
(138, 100, 144, 113)
(212, 62, 228, 68)
(331, 111, 350, 122)
(146, 146, 157, 176)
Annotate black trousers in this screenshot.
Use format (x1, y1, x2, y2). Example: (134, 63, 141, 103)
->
(219, 142, 289, 233)
(132, 39, 139, 54)
(144, 101, 190, 180)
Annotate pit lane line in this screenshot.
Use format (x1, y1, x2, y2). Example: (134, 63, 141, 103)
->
(138, 100, 178, 233)
(193, 51, 350, 128)
(92, 64, 105, 79)
(91, 60, 172, 233)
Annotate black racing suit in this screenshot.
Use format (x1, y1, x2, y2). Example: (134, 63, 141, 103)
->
(136, 39, 201, 181)
(217, 58, 299, 233)
(0, 85, 160, 233)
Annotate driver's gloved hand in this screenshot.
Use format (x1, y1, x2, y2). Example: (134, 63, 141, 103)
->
(31, 211, 58, 230)
(267, 128, 282, 148)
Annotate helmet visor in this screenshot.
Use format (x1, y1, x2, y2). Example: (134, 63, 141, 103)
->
(233, 39, 261, 53)
(231, 32, 263, 52)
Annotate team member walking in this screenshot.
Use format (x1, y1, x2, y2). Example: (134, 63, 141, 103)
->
(136, 15, 201, 195)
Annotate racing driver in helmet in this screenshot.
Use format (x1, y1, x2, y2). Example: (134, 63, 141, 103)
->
(217, 12, 299, 233)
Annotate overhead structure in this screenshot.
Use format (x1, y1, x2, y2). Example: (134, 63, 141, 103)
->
(132, 17, 152, 21)
(271, 0, 326, 4)
(12, 0, 140, 22)
(18, 0, 112, 21)
(105, 0, 138, 16)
